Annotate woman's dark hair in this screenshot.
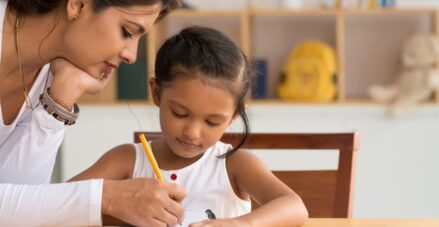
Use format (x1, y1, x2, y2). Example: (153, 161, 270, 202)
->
(155, 26, 253, 157)
(8, 0, 179, 20)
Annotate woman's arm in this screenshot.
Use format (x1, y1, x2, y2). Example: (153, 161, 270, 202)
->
(1, 57, 185, 226)
(0, 180, 103, 226)
(48, 58, 114, 110)
(69, 144, 187, 226)
(0, 178, 186, 226)
(191, 150, 308, 227)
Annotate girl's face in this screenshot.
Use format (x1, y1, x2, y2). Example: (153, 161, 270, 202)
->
(152, 75, 238, 160)
(61, 2, 161, 78)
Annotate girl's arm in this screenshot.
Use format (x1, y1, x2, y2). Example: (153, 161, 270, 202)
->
(69, 144, 135, 226)
(69, 144, 136, 181)
(226, 150, 308, 227)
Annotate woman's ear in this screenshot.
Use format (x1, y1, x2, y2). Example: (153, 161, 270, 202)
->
(66, 0, 88, 21)
(149, 77, 161, 106)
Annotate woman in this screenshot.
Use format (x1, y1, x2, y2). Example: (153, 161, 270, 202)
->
(0, 0, 185, 226)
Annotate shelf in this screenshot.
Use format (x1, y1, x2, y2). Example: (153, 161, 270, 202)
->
(78, 96, 439, 107)
(168, 9, 244, 17)
(82, 8, 439, 105)
(168, 8, 438, 17)
(340, 8, 438, 15)
(249, 9, 338, 16)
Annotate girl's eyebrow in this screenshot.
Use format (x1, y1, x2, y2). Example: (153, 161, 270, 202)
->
(207, 113, 228, 119)
(124, 19, 145, 33)
(169, 100, 229, 119)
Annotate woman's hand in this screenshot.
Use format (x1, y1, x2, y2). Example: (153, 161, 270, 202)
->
(49, 58, 113, 108)
(102, 178, 186, 227)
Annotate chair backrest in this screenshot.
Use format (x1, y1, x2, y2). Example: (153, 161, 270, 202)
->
(134, 132, 359, 218)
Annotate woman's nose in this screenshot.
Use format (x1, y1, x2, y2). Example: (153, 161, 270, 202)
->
(120, 41, 138, 64)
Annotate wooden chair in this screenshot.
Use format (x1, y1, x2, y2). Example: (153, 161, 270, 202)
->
(134, 132, 359, 218)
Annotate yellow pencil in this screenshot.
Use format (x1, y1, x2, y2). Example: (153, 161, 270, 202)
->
(138, 134, 164, 180)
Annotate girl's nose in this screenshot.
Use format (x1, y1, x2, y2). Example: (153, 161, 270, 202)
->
(183, 123, 201, 141)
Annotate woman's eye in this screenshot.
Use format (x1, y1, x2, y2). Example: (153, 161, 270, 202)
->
(122, 27, 133, 39)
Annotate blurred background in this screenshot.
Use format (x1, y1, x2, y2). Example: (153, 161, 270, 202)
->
(55, 0, 439, 219)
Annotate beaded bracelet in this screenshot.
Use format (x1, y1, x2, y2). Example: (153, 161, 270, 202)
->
(39, 88, 80, 125)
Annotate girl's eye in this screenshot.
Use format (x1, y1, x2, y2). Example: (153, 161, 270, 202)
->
(171, 110, 187, 118)
(122, 27, 133, 39)
(206, 120, 222, 127)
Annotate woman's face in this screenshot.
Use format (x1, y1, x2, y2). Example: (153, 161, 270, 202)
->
(61, 2, 161, 78)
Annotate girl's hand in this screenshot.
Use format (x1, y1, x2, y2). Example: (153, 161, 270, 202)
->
(49, 58, 113, 108)
(189, 218, 248, 227)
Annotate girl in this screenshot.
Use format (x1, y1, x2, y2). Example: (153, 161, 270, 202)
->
(0, 0, 185, 226)
(72, 26, 308, 226)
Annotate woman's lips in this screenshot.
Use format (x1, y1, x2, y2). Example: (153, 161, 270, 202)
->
(102, 62, 116, 75)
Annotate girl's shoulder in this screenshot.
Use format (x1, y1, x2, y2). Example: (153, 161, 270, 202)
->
(69, 144, 136, 181)
(226, 149, 266, 179)
(100, 143, 137, 178)
(225, 149, 267, 199)
(226, 148, 263, 172)
(106, 143, 137, 158)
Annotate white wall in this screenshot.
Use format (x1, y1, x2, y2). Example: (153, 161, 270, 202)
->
(62, 103, 439, 218)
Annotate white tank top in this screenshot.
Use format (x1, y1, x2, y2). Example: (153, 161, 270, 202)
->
(133, 141, 251, 226)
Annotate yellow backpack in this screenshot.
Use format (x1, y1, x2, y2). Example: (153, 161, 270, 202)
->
(277, 41, 337, 102)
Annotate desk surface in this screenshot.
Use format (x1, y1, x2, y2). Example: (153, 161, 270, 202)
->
(303, 218, 439, 227)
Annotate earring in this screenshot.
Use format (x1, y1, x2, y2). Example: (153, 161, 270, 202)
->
(70, 15, 78, 21)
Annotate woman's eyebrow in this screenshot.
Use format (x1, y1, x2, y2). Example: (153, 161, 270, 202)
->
(124, 19, 145, 33)
(169, 100, 188, 109)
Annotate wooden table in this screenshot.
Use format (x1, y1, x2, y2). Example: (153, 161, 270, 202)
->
(302, 218, 439, 227)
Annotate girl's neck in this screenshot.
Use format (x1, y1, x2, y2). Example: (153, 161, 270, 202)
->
(153, 138, 205, 170)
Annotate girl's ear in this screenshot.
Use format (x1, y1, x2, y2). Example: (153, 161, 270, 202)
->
(149, 77, 161, 106)
(66, 0, 88, 21)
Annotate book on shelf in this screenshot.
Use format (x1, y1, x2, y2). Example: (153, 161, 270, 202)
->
(117, 36, 148, 100)
(252, 59, 267, 99)
(117, 60, 148, 100)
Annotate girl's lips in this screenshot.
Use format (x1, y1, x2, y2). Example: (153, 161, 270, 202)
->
(177, 139, 199, 150)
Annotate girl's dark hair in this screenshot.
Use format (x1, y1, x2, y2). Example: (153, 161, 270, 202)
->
(8, 0, 179, 20)
(155, 26, 253, 157)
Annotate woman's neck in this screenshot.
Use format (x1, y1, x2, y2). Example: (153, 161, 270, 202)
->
(2, 6, 64, 77)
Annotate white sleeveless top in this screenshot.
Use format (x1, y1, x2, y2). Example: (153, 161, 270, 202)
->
(133, 141, 251, 226)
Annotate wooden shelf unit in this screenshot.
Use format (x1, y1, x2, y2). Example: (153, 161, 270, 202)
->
(80, 8, 439, 104)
